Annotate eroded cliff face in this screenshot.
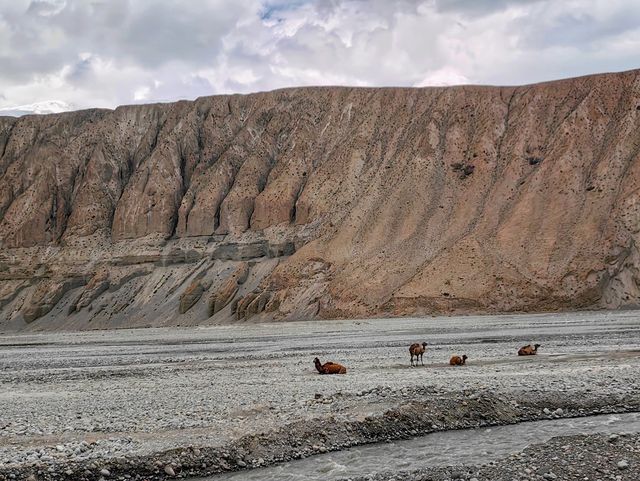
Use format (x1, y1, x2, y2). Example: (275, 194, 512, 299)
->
(2, 69, 640, 330)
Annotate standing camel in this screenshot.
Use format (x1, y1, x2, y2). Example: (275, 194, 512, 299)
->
(409, 342, 428, 366)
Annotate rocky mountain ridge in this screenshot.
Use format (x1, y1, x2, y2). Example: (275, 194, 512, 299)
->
(2, 69, 640, 330)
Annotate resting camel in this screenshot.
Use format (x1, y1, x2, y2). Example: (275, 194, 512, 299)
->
(314, 357, 347, 374)
(449, 354, 468, 366)
(409, 342, 428, 366)
(518, 344, 541, 356)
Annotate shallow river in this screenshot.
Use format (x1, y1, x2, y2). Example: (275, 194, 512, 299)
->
(207, 412, 640, 481)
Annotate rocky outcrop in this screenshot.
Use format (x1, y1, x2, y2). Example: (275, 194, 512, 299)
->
(2, 69, 640, 330)
(208, 277, 238, 316)
(0, 280, 29, 310)
(179, 280, 207, 314)
(23, 277, 87, 323)
(68, 270, 110, 314)
(208, 262, 249, 316)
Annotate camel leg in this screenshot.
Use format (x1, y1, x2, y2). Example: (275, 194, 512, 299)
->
(421, 354, 424, 366)
(410, 355, 414, 367)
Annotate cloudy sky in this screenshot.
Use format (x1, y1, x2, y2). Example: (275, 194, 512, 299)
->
(0, 0, 639, 113)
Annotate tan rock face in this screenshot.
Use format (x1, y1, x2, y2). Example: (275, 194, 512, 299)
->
(208, 277, 238, 316)
(2, 70, 640, 329)
(23, 278, 87, 323)
(207, 262, 250, 316)
(179, 280, 206, 314)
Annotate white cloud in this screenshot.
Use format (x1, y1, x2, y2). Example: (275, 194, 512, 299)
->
(133, 86, 151, 101)
(0, 0, 638, 113)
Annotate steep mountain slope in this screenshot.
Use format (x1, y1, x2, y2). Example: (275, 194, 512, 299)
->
(1, 69, 640, 330)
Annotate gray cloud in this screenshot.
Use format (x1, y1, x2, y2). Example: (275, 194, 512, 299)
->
(515, 6, 640, 50)
(434, 0, 545, 16)
(64, 57, 93, 84)
(5, 0, 254, 73)
(0, 0, 638, 112)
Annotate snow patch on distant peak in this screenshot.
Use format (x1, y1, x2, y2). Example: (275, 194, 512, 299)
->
(0, 100, 75, 117)
(415, 68, 470, 87)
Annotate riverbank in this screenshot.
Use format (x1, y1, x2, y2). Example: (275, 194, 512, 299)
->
(349, 432, 639, 481)
(2, 391, 639, 481)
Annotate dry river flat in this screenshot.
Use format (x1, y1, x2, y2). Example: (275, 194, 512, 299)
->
(0, 311, 639, 480)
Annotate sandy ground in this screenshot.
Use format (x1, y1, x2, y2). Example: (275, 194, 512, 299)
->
(1, 310, 639, 480)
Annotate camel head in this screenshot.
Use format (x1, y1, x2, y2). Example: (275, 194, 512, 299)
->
(313, 357, 323, 373)
(534, 344, 541, 349)
(422, 342, 428, 348)
(462, 354, 468, 361)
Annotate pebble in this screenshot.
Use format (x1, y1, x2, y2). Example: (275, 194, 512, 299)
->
(164, 465, 175, 476)
(617, 460, 628, 470)
(100, 468, 110, 476)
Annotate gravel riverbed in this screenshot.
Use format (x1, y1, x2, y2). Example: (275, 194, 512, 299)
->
(0, 311, 639, 480)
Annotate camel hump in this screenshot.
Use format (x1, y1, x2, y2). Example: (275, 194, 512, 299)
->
(518, 344, 535, 355)
(449, 355, 466, 365)
(327, 363, 346, 374)
(318, 361, 347, 374)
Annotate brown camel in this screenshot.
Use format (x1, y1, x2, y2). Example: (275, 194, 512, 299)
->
(409, 342, 428, 366)
(518, 344, 541, 356)
(449, 354, 468, 366)
(314, 357, 347, 374)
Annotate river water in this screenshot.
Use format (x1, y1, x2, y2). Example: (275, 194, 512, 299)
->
(207, 412, 640, 481)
